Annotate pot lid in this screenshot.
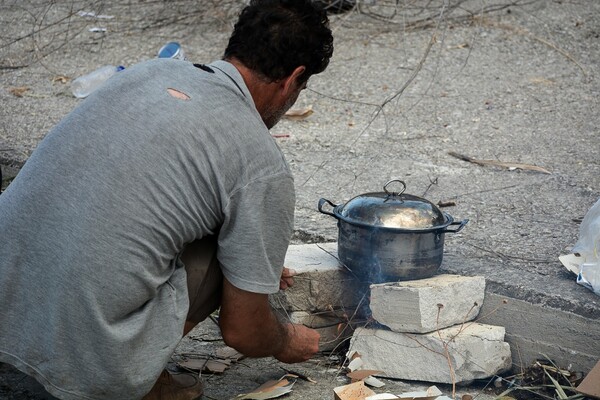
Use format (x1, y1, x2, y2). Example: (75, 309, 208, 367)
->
(337, 180, 447, 229)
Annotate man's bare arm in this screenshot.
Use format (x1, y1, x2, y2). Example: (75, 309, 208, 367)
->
(219, 277, 319, 363)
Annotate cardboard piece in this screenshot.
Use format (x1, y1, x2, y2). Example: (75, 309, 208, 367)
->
(577, 360, 600, 399)
(334, 381, 376, 400)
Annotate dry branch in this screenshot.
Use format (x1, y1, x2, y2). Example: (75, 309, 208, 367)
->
(449, 151, 552, 174)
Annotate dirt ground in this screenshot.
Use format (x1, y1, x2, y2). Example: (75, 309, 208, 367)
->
(1, 0, 599, 399)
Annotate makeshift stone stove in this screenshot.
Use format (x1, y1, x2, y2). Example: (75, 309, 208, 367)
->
(271, 243, 512, 385)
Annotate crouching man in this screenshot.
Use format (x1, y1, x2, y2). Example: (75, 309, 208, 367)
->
(0, 1, 334, 399)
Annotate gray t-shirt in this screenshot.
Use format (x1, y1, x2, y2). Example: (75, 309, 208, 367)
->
(0, 59, 295, 399)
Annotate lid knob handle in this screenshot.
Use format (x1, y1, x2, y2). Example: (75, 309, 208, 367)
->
(383, 179, 406, 197)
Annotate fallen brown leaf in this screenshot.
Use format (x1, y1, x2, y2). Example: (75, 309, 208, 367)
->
(9, 86, 30, 97)
(178, 346, 244, 375)
(281, 367, 317, 383)
(283, 105, 313, 120)
(177, 358, 207, 371)
(52, 75, 70, 84)
(236, 375, 296, 399)
(215, 346, 245, 361)
(204, 359, 230, 373)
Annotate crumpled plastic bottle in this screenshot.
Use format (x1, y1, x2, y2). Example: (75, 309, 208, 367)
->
(157, 42, 185, 60)
(71, 65, 125, 99)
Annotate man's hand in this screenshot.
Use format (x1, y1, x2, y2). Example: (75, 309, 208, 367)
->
(273, 323, 320, 363)
(219, 277, 320, 363)
(279, 267, 296, 290)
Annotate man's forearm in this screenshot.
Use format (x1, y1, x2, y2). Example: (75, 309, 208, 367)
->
(220, 298, 290, 357)
(219, 277, 319, 362)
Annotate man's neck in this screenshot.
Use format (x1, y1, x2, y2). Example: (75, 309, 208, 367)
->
(224, 58, 281, 122)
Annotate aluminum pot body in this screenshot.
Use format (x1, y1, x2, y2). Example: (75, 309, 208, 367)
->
(318, 191, 468, 283)
(336, 218, 446, 283)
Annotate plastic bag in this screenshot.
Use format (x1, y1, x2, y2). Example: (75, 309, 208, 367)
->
(570, 198, 600, 295)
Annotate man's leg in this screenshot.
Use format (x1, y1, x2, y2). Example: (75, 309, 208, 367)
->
(180, 235, 223, 335)
(143, 237, 223, 400)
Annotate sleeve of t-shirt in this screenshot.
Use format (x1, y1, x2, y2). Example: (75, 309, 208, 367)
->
(217, 172, 295, 294)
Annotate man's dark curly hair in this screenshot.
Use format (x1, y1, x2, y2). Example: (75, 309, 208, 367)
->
(224, 0, 334, 83)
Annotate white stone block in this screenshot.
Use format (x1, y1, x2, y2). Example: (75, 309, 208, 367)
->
(270, 243, 370, 314)
(349, 323, 511, 384)
(369, 274, 485, 333)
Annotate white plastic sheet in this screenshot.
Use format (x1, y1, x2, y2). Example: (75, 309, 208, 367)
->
(561, 198, 600, 295)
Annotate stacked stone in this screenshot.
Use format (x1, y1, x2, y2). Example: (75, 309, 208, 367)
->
(270, 243, 370, 352)
(350, 275, 513, 384)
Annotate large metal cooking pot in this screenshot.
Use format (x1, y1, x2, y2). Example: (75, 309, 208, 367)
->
(318, 179, 468, 283)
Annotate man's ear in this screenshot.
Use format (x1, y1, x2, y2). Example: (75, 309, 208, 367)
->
(282, 66, 307, 94)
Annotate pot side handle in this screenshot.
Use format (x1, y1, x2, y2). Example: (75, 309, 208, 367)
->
(318, 198, 338, 218)
(443, 219, 469, 233)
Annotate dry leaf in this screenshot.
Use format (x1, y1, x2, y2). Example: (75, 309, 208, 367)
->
(52, 75, 70, 84)
(215, 346, 245, 361)
(283, 105, 313, 120)
(281, 367, 317, 383)
(236, 375, 296, 399)
(177, 354, 232, 373)
(205, 359, 230, 373)
(177, 358, 208, 371)
(9, 87, 30, 97)
(449, 151, 551, 174)
(437, 200, 456, 208)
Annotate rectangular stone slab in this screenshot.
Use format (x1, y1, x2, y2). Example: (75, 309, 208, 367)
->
(369, 274, 485, 333)
(349, 323, 511, 384)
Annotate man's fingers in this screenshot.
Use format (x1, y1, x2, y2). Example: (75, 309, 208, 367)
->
(279, 277, 293, 290)
(282, 267, 296, 277)
(280, 268, 297, 290)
